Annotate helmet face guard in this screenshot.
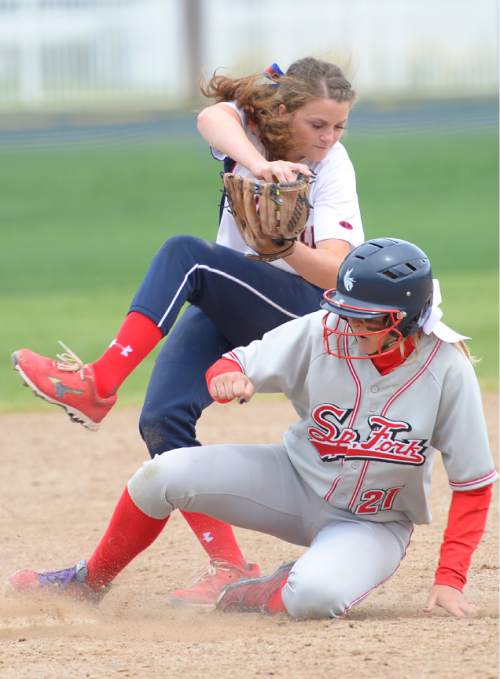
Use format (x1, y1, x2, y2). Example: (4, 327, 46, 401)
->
(321, 291, 406, 359)
(321, 237, 434, 360)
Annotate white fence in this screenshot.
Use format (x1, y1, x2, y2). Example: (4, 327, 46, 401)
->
(0, 0, 497, 109)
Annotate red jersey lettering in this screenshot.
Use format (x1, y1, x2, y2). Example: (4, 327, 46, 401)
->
(308, 403, 427, 466)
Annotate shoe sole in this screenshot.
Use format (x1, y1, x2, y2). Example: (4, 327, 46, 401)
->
(216, 561, 295, 611)
(12, 352, 99, 432)
(165, 596, 216, 612)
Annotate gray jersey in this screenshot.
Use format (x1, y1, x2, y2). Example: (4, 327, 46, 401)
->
(225, 311, 497, 525)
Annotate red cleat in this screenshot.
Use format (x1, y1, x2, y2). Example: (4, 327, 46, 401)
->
(167, 560, 261, 609)
(216, 561, 294, 614)
(12, 343, 116, 430)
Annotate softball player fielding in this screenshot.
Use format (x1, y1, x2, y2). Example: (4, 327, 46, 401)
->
(12, 58, 363, 605)
(9, 238, 496, 618)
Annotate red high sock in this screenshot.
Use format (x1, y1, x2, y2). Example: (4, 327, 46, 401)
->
(86, 487, 168, 589)
(181, 511, 246, 569)
(92, 311, 163, 398)
(267, 584, 287, 614)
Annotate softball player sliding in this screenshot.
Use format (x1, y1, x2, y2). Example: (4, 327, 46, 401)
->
(12, 58, 364, 605)
(10, 238, 496, 619)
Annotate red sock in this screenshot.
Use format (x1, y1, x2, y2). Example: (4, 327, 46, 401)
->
(267, 584, 287, 614)
(86, 487, 168, 589)
(92, 311, 163, 398)
(181, 511, 246, 569)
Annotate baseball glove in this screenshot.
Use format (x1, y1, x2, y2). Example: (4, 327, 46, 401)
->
(223, 173, 311, 262)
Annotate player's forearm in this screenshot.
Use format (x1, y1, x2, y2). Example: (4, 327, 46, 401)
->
(197, 106, 265, 175)
(434, 484, 492, 590)
(283, 241, 350, 289)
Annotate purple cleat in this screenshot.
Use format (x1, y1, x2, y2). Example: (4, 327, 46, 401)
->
(7, 560, 108, 603)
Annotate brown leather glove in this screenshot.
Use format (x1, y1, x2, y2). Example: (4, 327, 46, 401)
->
(223, 173, 311, 262)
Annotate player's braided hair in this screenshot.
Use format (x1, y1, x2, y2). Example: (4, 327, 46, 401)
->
(200, 57, 355, 161)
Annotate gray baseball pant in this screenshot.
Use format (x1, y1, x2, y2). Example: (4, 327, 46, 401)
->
(127, 442, 413, 618)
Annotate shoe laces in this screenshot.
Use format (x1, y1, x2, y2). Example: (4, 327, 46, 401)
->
(40, 561, 87, 589)
(39, 560, 110, 601)
(40, 567, 77, 588)
(55, 340, 86, 377)
(191, 560, 243, 585)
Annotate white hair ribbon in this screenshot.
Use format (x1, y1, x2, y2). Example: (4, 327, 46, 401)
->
(422, 279, 470, 343)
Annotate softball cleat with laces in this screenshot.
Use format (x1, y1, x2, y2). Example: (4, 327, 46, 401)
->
(12, 343, 116, 430)
(7, 560, 109, 603)
(167, 560, 261, 608)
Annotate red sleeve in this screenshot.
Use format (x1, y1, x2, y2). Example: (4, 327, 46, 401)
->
(434, 484, 493, 591)
(205, 357, 244, 404)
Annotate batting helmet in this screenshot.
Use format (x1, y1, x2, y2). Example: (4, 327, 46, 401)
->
(321, 238, 434, 357)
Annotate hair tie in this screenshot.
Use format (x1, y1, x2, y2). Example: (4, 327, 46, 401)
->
(264, 62, 284, 77)
(421, 279, 470, 343)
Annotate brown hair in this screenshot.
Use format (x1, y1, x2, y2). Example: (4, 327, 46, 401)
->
(454, 340, 478, 364)
(200, 57, 355, 160)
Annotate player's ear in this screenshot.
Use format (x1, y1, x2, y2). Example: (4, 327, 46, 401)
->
(278, 104, 287, 116)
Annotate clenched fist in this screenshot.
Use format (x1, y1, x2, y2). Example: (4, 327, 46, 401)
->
(209, 371, 255, 404)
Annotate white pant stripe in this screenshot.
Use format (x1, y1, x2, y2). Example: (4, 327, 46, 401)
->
(156, 263, 301, 328)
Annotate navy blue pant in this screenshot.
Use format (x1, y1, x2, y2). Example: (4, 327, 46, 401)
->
(130, 236, 323, 457)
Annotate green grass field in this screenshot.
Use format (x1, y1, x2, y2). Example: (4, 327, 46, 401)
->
(0, 128, 497, 412)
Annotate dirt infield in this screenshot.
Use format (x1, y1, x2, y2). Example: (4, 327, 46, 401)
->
(0, 394, 498, 679)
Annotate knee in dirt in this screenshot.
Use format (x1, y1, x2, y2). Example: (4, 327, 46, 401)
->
(284, 569, 348, 619)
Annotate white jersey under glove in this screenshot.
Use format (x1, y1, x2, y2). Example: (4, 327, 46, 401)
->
(211, 102, 364, 273)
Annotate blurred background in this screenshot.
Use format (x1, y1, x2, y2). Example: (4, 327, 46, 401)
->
(0, 0, 498, 411)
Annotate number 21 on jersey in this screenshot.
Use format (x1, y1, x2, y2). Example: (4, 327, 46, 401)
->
(354, 486, 402, 515)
